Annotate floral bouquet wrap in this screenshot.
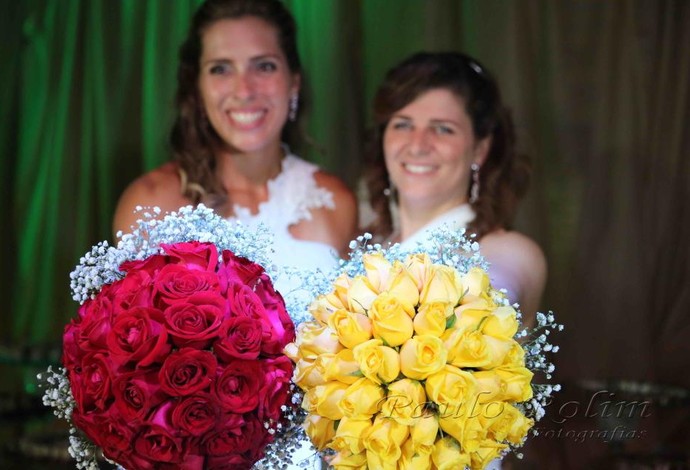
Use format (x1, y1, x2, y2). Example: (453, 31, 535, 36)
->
(41, 206, 302, 470)
(286, 232, 561, 470)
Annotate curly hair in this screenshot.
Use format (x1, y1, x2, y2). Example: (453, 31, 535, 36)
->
(364, 51, 531, 240)
(171, 0, 303, 207)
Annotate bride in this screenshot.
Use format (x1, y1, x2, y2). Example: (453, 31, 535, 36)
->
(113, 0, 357, 468)
(363, 51, 546, 327)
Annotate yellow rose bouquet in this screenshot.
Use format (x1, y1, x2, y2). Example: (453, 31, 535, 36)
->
(285, 230, 561, 470)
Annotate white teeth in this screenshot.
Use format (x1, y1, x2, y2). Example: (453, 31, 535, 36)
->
(230, 111, 263, 124)
(404, 164, 435, 174)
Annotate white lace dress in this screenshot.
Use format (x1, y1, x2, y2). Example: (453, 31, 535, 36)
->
(229, 153, 335, 469)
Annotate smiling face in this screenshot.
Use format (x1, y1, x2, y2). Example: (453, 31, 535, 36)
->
(198, 16, 299, 156)
(383, 88, 489, 214)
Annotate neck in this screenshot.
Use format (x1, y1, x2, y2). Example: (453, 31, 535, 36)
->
(215, 142, 285, 191)
(398, 199, 469, 242)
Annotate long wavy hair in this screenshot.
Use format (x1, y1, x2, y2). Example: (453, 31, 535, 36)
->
(171, 0, 303, 207)
(365, 51, 531, 240)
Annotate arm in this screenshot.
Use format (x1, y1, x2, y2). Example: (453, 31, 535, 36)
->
(479, 230, 547, 328)
(112, 163, 191, 239)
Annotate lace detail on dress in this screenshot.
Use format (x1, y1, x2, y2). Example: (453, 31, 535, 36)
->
(231, 154, 335, 232)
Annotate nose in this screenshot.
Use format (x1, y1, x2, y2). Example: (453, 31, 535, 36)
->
(232, 72, 255, 101)
(408, 128, 431, 156)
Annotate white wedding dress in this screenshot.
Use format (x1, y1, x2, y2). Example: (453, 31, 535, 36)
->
(228, 152, 335, 469)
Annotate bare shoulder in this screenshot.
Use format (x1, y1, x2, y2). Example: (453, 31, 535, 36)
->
(290, 169, 358, 256)
(112, 162, 191, 238)
(479, 229, 547, 324)
(480, 230, 546, 269)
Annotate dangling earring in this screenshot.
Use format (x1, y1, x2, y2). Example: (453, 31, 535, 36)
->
(383, 180, 400, 238)
(288, 93, 299, 122)
(470, 163, 481, 204)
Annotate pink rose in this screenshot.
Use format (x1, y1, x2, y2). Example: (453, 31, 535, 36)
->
(106, 306, 170, 368)
(202, 413, 268, 458)
(133, 423, 187, 464)
(254, 275, 295, 354)
(162, 241, 219, 272)
(159, 348, 217, 396)
(171, 394, 219, 438)
(163, 292, 226, 349)
(72, 352, 114, 413)
(213, 361, 262, 413)
(213, 316, 263, 362)
(259, 356, 294, 421)
(218, 251, 264, 291)
(153, 264, 220, 309)
(112, 370, 165, 423)
(110, 265, 158, 312)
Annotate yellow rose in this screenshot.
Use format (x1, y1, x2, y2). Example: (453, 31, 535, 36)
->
(294, 355, 333, 389)
(501, 339, 527, 367)
(309, 292, 345, 325)
(295, 321, 343, 360)
(400, 438, 433, 469)
(325, 349, 362, 385)
(332, 273, 354, 307)
(304, 381, 349, 420)
(470, 440, 508, 469)
(328, 309, 372, 349)
(363, 252, 393, 292)
(331, 416, 372, 454)
(439, 414, 486, 454)
(444, 327, 511, 369)
(383, 261, 420, 308)
(347, 274, 380, 314)
(330, 450, 367, 469)
(420, 264, 463, 305)
(460, 267, 491, 300)
(404, 253, 433, 289)
(495, 365, 534, 401)
(399, 335, 447, 380)
(431, 436, 470, 470)
(472, 370, 506, 403)
(425, 365, 477, 412)
(302, 414, 337, 451)
(380, 378, 427, 425)
(414, 301, 453, 337)
(338, 377, 385, 418)
(362, 415, 410, 462)
(352, 339, 400, 384)
(410, 411, 439, 455)
(483, 402, 534, 445)
(369, 293, 414, 347)
(365, 451, 397, 470)
(454, 301, 493, 330)
(482, 306, 519, 340)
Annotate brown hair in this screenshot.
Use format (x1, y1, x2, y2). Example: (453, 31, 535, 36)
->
(170, 0, 303, 207)
(364, 51, 531, 240)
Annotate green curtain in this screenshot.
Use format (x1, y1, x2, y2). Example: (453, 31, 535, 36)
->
(2, 0, 690, 465)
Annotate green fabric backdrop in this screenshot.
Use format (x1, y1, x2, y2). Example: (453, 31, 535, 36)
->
(2, 1, 689, 466)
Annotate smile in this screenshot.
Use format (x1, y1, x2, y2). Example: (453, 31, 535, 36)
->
(228, 110, 266, 126)
(403, 163, 437, 174)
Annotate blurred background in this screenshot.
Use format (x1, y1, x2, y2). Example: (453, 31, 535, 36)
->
(1, 0, 689, 468)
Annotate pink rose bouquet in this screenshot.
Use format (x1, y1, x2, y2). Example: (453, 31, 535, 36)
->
(42, 206, 301, 470)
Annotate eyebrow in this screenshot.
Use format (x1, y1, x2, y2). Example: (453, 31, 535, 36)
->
(201, 54, 282, 67)
(392, 114, 461, 127)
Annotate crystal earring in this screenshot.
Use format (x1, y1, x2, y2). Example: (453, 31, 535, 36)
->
(470, 163, 480, 204)
(288, 93, 299, 122)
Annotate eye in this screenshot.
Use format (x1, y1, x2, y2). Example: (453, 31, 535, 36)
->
(209, 63, 231, 75)
(256, 60, 278, 73)
(390, 119, 412, 131)
(432, 124, 454, 135)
